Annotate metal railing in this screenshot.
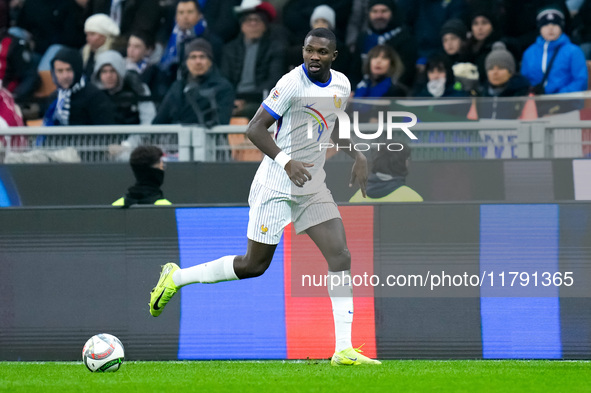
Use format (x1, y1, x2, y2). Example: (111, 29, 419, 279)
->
(1, 119, 590, 163)
(0, 125, 193, 163)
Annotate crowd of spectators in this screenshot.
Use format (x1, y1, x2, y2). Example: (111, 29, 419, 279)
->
(0, 0, 590, 131)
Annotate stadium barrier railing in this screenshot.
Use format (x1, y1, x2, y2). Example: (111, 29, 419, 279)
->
(1, 120, 591, 163)
(0, 124, 193, 163)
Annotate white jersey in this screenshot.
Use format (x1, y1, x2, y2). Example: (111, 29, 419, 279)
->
(254, 64, 351, 195)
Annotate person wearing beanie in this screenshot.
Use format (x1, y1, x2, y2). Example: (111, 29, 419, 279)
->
(521, 6, 587, 99)
(82, 13, 120, 79)
(112, 145, 171, 207)
(350, 0, 417, 88)
(440, 18, 470, 64)
(159, 0, 223, 89)
(502, 0, 571, 63)
(154, 37, 235, 146)
(310, 5, 336, 30)
(305, 4, 351, 74)
(221, 0, 285, 119)
(477, 42, 530, 119)
(91, 50, 156, 125)
(43, 47, 116, 126)
(82, 0, 160, 53)
(465, 8, 502, 85)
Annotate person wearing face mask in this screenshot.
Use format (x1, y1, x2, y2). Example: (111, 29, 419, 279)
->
(477, 42, 531, 119)
(112, 145, 171, 207)
(413, 53, 467, 98)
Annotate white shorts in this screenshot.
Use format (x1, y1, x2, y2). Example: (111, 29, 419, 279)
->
(246, 180, 341, 245)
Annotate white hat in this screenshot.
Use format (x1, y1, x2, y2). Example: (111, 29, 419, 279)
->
(310, 5, 336, 30)
(84, 13, 120, 37)
(234, 0, 261, 13)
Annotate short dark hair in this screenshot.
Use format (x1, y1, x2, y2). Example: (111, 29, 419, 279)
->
(425, 53, 455, 87)
(371, 142, 410, 177)
(129, 30, 155, 50)
(304, 28, 337, 50)
(177, 0, 200, 12)
(130, 145, 164, 167)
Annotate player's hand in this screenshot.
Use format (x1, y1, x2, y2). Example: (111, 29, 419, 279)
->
(285, 160, 314, 187)
(350, 154, 368, 197)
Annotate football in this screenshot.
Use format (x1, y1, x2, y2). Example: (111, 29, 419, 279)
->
(82, 333, 125, 372)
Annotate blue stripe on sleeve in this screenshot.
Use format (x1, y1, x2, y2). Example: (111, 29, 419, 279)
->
(262, 102, 280, 120)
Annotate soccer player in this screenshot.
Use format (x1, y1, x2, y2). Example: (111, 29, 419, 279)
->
(149, 28, 381, 366)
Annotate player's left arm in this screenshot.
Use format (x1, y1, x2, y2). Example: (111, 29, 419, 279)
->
(330, 120, 368, 197)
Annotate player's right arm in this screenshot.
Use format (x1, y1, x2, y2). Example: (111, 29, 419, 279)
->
(246, 106, 313, 188)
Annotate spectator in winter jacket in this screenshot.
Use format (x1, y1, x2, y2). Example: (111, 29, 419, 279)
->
(353, 45, 408, 123)
(153, 38, 234, 127)
(465, 8, 502, 85)
(440, 18, 470, 66)
(82, 0, 161, 52)
(159, 0, 223, 85)
(221, 1, 284, 119)
(477, 42, 531, 119)
(0, 29, 40, 104)
(82, 13, 120, 79)
(354, 44, 408, 99)
(43, 47, 116, 126)
(92, 50, 156, 125)
(350, 0, 417, 88)
(521, 7, 588, 95)
(125, 31, 162, 103)
(502, 0, 571, 62)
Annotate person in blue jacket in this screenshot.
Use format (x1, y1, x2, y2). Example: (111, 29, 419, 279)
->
(521, 7, 588, 95)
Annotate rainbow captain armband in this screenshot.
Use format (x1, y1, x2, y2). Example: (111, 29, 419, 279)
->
(274, 151, 291, 169)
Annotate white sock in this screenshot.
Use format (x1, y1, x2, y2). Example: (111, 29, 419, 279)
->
(172, 255, 239, 286)
(328, 270, 353, 352)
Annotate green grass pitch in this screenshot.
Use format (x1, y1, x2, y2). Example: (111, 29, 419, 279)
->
(1, 360, 589, 393)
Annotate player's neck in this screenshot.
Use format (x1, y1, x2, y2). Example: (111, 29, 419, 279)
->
(303, 64, 332, 86)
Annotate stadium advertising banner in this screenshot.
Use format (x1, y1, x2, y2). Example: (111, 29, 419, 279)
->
(0, 204, 590, 361)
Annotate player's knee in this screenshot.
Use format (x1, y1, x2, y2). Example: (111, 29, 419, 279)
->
(242, 263, 270, 278)
(328, 248, 351, 271)
(237, 255, 272, 279)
